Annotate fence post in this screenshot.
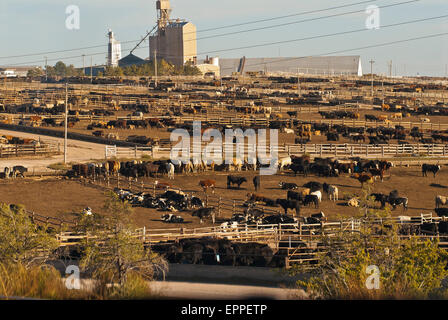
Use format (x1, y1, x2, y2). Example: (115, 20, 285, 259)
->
(233, 200, 236, 215)
(117, 173, 120, 189)
(218, 197, 222, 217)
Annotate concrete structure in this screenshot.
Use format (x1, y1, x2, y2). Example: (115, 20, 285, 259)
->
(196, 56, 220, 77)
(107, 29, 122, 67)
(219, 56, 363, 77)
(149, 0, 197, 67)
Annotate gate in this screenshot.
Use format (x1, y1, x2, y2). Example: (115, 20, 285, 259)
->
(105, 145, 117, 159)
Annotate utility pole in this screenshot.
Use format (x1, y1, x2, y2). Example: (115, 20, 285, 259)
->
(297, 68, 301, 97)
(82, 54, 85, 75)
(388, 60, 392, 77)
(44, 56, 48, 82)
(154, 49, 158, 88)
(90, 56, 93, 84)
(369, 59, 375, 98)
(64, 82, 68, 164)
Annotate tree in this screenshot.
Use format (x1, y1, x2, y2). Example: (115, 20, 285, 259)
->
(27, 68, 44, 77)
(0, 203, 58, 268)
(291, 191, 448, 299)
(78, 192, 168, 297)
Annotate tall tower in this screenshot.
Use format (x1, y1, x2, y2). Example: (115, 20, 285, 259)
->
(156, 0, 171, 33)
(107, 29, 122, 67)
(149, 0, 197, 67)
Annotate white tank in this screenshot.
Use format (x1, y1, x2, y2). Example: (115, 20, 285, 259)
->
(210, 57, 219, 66)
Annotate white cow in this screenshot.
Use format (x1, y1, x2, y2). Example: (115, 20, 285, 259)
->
(278, 156, 292, 171)
(311, 190, 322, 202)
(166, 163, 175, 180)
(327, 185, 339, 201)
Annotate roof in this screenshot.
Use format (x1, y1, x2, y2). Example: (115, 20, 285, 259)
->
(118, 54, 146, 67)
(219, 56, 362, 76)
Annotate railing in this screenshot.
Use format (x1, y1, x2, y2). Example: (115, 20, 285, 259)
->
(0, 143, 60, 158)
(104, 143, 448, 160)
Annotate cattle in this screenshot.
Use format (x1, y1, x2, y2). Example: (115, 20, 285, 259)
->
(352, 173, 373, 188)
(275, 199, 301, 216)
(347, 198, 360, 207)
(287, 190, 303, 203)
(422, 164, 441, 177)
(199, 180, 216, 193)
(278, 182, 298, 190)
(12, 166, 28, 178)
(161, 214, 184, 223)
(389, 197, 408, 211)
(435, 195, 448, 208)
(304, 211, 326, 224)
(227, 175, 247, 189)
(435, 208, 448, 217)
(192, 207, 215, 224)
(278, 156, 292, 171)
(369, 168, 386, 182)
(303, 181, 322, 192)
(107, 160, 120, 174)
(289, 163, 309, 176)
(253, 176, 261, 191)
(143, 163, 159, 177)
(303, 195, 319, 208)
(166, 163, 175, 180)
(323, 183, 338, 201)
(311, 190, 322, 202)
(370, 193, 389, 209)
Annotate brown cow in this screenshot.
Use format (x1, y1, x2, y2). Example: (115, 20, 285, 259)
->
(199, 179, 216, 193)
(352, 173, 373, 188)
(107, 160, 120, 174)
(369, 168, 385, 182)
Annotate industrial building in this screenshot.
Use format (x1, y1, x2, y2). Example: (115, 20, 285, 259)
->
(0, 66, 39, 77)
(148, 0, 197, 67)
(219, 56, 363, 77)
(107, 29, 122, 67)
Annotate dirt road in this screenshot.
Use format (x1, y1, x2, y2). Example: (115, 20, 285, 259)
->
(0, 129, 107, 172)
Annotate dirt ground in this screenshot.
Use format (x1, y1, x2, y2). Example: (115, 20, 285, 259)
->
(0, 166, 446, 230)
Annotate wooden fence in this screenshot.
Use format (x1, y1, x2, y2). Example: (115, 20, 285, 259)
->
(0, 143, 60, 158)
(104, 142, 448, 160)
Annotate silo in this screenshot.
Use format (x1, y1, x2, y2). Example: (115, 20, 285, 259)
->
(210, 57, 219, 67)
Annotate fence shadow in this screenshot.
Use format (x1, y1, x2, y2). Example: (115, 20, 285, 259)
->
(430, 183, 448, 189)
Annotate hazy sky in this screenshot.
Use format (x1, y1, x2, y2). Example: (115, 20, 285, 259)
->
(1, 0, 447, 76)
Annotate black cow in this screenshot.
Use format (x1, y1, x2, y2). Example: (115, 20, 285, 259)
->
(289, 163, 309, 176)
(303, 181, 322, 192)
(422, 164, 441, 177)
(275, 199, 301, 216)
(287, 190, 303, 202)
(192, 207, 215, 223)
(227, 175, 247, 189)
(278, 182, 299, 190)
(253, 176, 261, 191)
(370, 193, 388, 208)
(388, 197, 408, 211)
(12, 166, 28, 178)
(303, 195, 319, 208)
(435, 207, 448, 217)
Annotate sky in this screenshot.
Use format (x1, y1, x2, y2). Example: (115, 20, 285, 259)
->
(1, 0, 447, 76)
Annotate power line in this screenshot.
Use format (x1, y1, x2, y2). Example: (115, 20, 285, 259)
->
(0, 0, 418, 61)
(7, 12, 445, 67)
(227, 32, 448, 72)
(194, 0, 422, 43)
(197, 14, 448, 55)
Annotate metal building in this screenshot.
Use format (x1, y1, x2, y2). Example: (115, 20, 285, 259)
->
(219, 56, 363, 76)
(149, 0, 197, 67)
